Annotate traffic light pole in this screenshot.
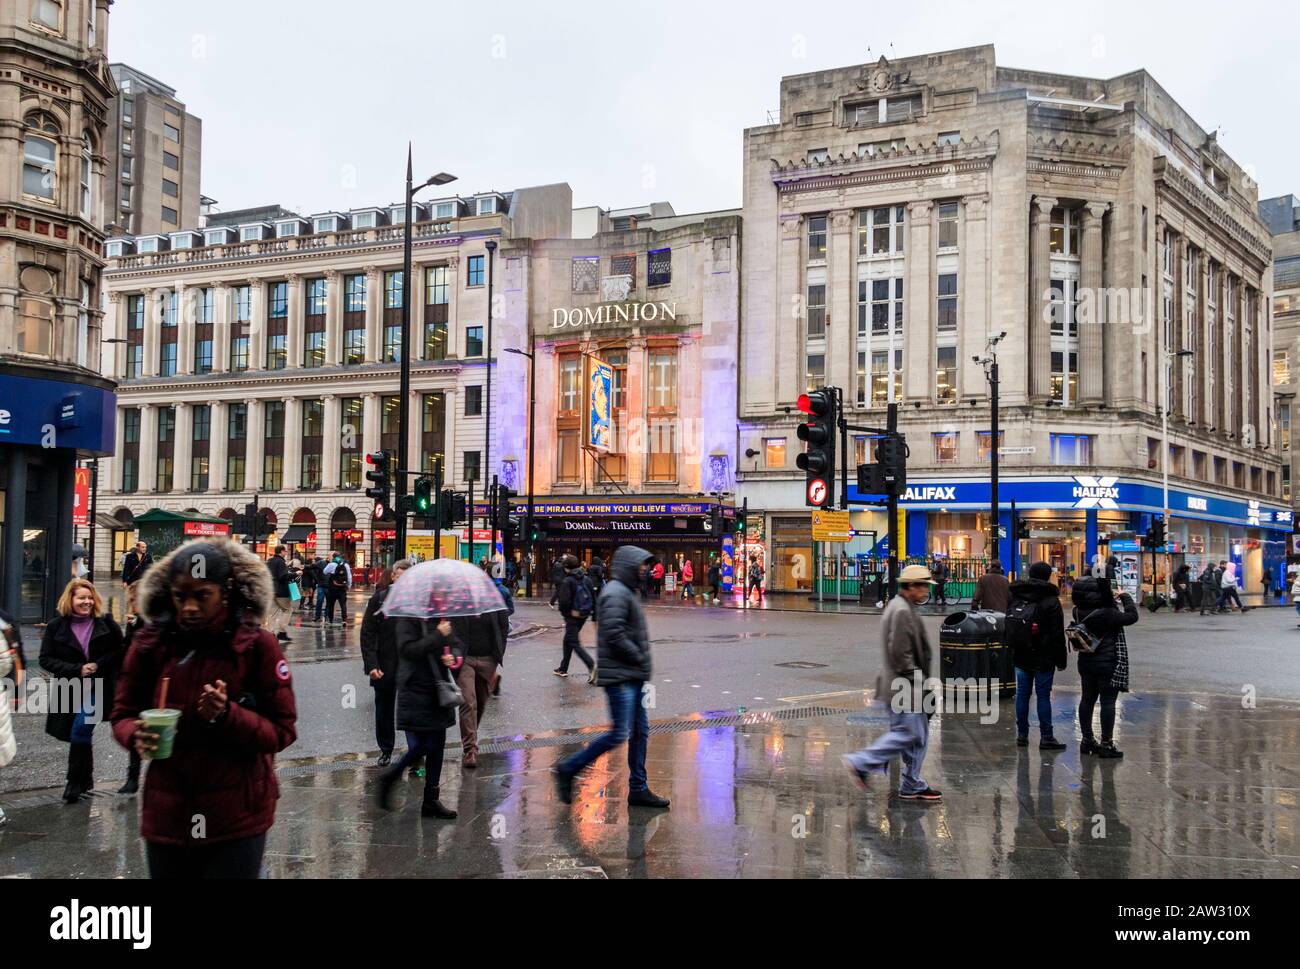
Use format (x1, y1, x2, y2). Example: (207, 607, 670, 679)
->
(490, 473, 499, 566)
(433, 457, 443, 560)
(741, 495, 748, 615)
(989, 359, 1000, 568)
(466, 476, 475, 566)
(886, 403, 900, 602)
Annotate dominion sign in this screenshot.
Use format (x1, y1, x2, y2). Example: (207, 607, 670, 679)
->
(552, 301, 679, 329)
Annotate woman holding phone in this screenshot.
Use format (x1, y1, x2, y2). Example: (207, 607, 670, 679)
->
(111, 540, 298, 879)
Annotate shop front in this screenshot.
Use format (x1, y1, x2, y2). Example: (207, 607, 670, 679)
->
(523, 498, 734, 590)
(132, 509, 232, 559)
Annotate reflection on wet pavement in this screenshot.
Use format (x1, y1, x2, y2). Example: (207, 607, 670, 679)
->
(2, 689, 1298, 878)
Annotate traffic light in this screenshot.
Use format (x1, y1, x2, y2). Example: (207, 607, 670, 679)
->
(450, 491, 467, 524)
(796, 389, 838, 508)
(707, 506, 720, 534)
(494, 486, 516, 529)
(735, 514, 746, 536)
(876, 434, 907, 495)
(436, 489, 454, 529)
(1145, 518, 1166, 549)
(365, 451, 390, 518)
(413, 476, 434, 515)
(1016, 519, 1033, 541)
(527, 518, 545, 543)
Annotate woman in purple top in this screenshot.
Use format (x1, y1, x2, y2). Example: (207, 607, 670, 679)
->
(39, 579, 124, 803)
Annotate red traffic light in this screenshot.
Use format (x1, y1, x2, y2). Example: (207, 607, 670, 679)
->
(797, 390, 834, 417)
(366, 451, 387, 467)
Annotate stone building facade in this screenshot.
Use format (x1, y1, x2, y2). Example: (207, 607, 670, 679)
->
(93, 183, 571, 576)
(1261, 194, 1300, 539)
(738, 45, 1287, 594)
(1, 0, 116, 619)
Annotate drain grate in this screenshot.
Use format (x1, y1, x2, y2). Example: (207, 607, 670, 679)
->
(775, 661, 829, 670)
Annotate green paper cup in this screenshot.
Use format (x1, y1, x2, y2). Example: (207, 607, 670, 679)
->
(140, 708, 180, 760)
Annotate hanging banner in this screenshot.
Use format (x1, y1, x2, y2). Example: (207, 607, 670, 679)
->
(73, 467, 91, 527)
(588, 358, 613, 452)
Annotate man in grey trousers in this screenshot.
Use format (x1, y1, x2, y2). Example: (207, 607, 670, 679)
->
(843, 564, 943, 802)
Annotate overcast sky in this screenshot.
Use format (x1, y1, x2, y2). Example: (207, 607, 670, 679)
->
(109, 0, 1298, 220)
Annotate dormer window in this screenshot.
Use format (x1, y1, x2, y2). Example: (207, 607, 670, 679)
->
(434, 201, 457, 219)
(239, 225, 267, 243)
(353, 211, 377, 229)
(276, 222, 301, 238)
(137, 237, 161, 254)
(313, 215, 341, 233)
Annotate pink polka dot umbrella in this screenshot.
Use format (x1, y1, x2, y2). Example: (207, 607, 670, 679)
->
(380, 558, 508, 619)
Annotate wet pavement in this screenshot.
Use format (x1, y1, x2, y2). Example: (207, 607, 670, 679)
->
(2, 686, 1298, 878)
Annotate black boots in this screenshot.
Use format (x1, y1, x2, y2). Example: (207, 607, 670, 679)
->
(63, 743, 93, 803)
(117, 752, 142, 795)
(420, 789, 457, 819)
(1097, 741, 1124, 759)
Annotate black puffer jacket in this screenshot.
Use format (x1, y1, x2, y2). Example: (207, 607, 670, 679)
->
(595, 546, 654, 687)
(393, 619, 465, 732)
(359, 586, 399, 683)
(1007, 578, 1067, 673)
(39, 614, 125, 742)
(1071, 577, 1138, 678)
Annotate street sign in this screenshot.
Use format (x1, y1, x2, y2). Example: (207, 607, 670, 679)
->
(997, 526, 1007, 539)
(807, 478, 828, 507)
(811, 509, 852, 543)
(998, 446, 1036, 455)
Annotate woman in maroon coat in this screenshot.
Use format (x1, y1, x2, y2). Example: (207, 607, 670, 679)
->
(111, 539, 298, 879)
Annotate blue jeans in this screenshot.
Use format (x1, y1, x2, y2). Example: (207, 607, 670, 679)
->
(313, 585, 328, 620)
(844, 706, 931, 795)
(557, 681, 650, 793)
(1015, 668, 1057, 740)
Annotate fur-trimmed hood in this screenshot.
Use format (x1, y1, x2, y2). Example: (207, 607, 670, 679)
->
(137, 538, 274, 623)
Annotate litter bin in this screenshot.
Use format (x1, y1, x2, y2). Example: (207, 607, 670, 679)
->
(859, 572, 883, 606)
(939, 610, 1015, 701)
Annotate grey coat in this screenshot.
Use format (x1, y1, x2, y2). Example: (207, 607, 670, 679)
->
(594, 546, 654, 687)
(875, 595, 933, 708)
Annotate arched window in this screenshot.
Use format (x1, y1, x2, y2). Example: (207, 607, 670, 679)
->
(80, 133, 94, 219)
(22, 113, 60, 202)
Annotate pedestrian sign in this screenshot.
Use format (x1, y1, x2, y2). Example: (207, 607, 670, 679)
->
(811, 509, 852, 543)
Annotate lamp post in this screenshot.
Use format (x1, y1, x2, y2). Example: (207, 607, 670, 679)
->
(1162, 346, 1195, 600)
(976, 332, 1007, 567)
(484, 240, 497, 562)
(396, 146, 455, 560)
(505, 344, 536, 597)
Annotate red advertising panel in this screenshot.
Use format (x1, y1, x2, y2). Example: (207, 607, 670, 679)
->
(183, 521, 231, 537)
(73, 467, 91, 526)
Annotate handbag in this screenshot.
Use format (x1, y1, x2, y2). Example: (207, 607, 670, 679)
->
(1065, 620, 1101, 653)
(288, 581, 301, 603)
(434, 662, 464, 708)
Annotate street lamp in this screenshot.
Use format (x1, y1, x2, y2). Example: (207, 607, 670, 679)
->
(975, 331, 1007, 568)
(396, 146, 455, 560)
(1161, 347, 1195, 600)
(504, 344, 535, 597)
(484, 240, 497, 562)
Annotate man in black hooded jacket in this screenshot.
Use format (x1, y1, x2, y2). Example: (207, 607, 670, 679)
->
(1007, 561, 1067, 750)
(553, 546, 670, 810)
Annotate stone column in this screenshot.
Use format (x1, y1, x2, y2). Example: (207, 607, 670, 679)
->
(828, 209, 854, 395)
(114, 404, 127, 490)
(105, 293, 125, 377)
(1029, 196, 1057, 401)
(362, 392, 381, 457)
(139, 403, 158, 492)
(248, 281, 267, 371)
(904, 201, 933, 403)
(283, 396, 303, 491)
(245, 398, 265, 491)
(959, 195, 989, 401)
(322, 395, 340, 490)
(173, 403, 193, 492)
(286, 274, 304, 369)
(776, 214, 803, 407)
(1171, 237, 1187, 419)
(209, 401, 228, 493)
(324, 270, 342, 367)
(212, 285, 230, 372)
(175, 281, 193, 376)
(364, 265, 382, 364)
(1079, 201, 1108, 405)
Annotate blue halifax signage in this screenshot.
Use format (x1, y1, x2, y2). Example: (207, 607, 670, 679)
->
(846, 475, 1291, 532)
(0, 374, 116, 455)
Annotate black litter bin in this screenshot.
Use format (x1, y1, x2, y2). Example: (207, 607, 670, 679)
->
(859, 573, 883, 606)
(939, 610, 1015, 701)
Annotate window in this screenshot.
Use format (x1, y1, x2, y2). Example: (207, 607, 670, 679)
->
(420, 392, 446, 475)
(1050, 351, 1078, 405)
(163, 150, 179, 171)
(558, 356, 582, 413)
(344, 273, 366, 313)
(937, 131, 960, 146)
(806, 285, 826, 338)
(122, 97, 134, 125)
(1050, 434, 1092, 466)
(16, 297, 55, 356)
(976, 431, 1005, 462)
(1049, 279, 1078, 337)
(464, 451, 481, 483)
(1274, 350, 1291, 386)
(1192, 450, 1207, 480)
(434, 202, 456, 219)
(572, 257, 600, 294)
(648, 248, 672, 286)
(937, 202, 959, 250)
(467, 255, 485, 287)
(648, 350, 678, 411)
(194, 336, 213, 374)
(162, 178, 179, 198)
(161, 206, 178, 225)
(304, 277, 326, 316)
(163, 123, 180, 142)
(425, 265, 449, 360)
(465, 385, 483, 416)
(807, 218, 827, 261)
(858, 139, 901, 157)
(806, 353, 826, 392)
(937, 274, 958, 332)
(808, 147, 830, 164)
(22, 114, 58, 201)
(268, 281, 288, 318)
(765, 438, 787, 468)
(465, 326, 484, 357)
(1285, 466, 1293, 503)
(304, 331, 325, 369)
(859, 206, 905, 256)
(1280, 403, 1292, 453)
(933, 432, 959, 464)
(79, 136, 92, 218)
(1049, 207, 1080, 256)
(935, 347, 957, 403)
(30, 0, 63, 32)
(384, 270, 404, 309)
(478, 197, 497, 215)
(868, 349, 902, 405)
(267, 334, 287, 370)
(611, 253, 636, 285)
(343, 329, 365, 366)
(860, 277, 904, 336)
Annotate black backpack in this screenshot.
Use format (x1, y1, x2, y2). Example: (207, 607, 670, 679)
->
(571, 576, 594, 619)
(1005, 598, 1042, 663)
(328, 564, 349, 590)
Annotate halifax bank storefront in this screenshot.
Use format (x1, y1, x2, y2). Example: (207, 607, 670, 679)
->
(842, 474, 1291, 596)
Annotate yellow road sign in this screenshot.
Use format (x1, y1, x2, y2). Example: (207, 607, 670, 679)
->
(811, 509, 852, 543)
